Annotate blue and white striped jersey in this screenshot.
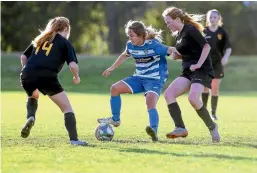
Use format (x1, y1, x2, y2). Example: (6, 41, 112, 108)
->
(126, 39, 169, 82)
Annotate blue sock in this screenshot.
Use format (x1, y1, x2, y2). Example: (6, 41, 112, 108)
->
(110, 96, 121, 121)
(148, 108, 159, 133)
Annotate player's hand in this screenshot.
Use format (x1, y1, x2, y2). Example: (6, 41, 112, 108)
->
(102, 67, 114, 77)
(171, 52, 182, 60)
(73, 76, 80, 84)
(221, 58, 228, 66)
(190, 63, 201, 71)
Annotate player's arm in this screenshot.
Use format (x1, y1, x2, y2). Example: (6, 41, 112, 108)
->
(21, 44, 34, 67)
(221, 30, 232, 66)
(107, 51, 130, 72)
(69, 61, 79, 79)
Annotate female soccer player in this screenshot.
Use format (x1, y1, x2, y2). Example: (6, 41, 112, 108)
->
(162, 7, 220, 143)
(202, 9, 232, 120)
(20, 17, 87, 146)
(97, 20, 180, 142)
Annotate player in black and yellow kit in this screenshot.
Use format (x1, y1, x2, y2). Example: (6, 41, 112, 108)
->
(202, 9, 232, 120)
(162, 7, 220, 143)
(20, 17, 87, 146)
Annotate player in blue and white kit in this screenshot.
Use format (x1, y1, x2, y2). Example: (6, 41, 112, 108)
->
(97, 20, 180, 141)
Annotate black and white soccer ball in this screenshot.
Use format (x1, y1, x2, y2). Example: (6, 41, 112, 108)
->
(95, 123, 114, 141)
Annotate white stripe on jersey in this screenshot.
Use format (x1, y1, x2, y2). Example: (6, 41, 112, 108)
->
(135, 56, 160, 68)
(133, 72, 160, 79)
(135, 64, 159, 74)
(128, 49, 155, 56)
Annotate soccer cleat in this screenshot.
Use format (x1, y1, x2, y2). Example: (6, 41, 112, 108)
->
(211, 114, 218, 120)
(70, 140, 88, 146)
(210, 123, 220, 143)
(97, 117, 120, 127)
(145, 126, 158, 142)
(21, 117, 35, 138)
(166, 127, 188, 139)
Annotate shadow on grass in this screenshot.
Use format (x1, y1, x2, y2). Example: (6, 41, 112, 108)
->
(117, 147, 257, 161)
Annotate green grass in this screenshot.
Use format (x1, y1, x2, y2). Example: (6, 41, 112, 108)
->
(1, 55, 257, 93)
(2, 91, 257, 173)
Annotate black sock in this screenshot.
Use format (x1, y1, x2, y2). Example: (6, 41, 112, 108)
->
(202, 92, 209, 108)
(27, 98, 38, 119)
(211, 96, 219, 115)
(196, 106, 215, 131)
(64, 112, 78, 141)
(168, 102, 185, 128)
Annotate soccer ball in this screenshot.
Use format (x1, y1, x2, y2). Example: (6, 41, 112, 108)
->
(95, 123, 114, 141)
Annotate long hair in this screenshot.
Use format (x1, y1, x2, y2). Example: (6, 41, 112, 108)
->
(205, 9, 223, 27)
(162, 7, 205, 35)
(32, 16, 70, 48)
(124, 20, 163, 43)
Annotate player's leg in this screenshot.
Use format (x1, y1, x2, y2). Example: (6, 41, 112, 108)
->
(43, 77, 87, 146)
(189, 72, 220, 143)
(144, 81, 162, 141)
(98, 76, 143, 127)
(202, 87, 209, 108)
(20, 78, 39, 138)
(211, 63, 224, 120)
(164, 76, 191, 139)
(211, 79, 222, 120)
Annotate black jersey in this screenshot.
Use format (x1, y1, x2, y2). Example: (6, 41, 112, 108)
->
(175, 24, 214, 76)
(21, 34, 78, 77)
(203, 26, 231, 62)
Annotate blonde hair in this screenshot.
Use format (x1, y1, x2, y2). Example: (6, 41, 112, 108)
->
(32, 16, 70, 48)
(124, 20, 163, 43)
(206, 9, 223, 27)
(162, 7, 205, 35)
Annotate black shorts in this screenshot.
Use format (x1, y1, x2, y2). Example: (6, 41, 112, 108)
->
(180, 69, 213, 89)
(212, 62, 224, 79)
(20, 76, 64, 96)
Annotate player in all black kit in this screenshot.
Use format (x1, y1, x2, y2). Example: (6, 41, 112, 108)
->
(162, 7, 220, 143)
(20, 17, 87, 146)
(202, 9, 232, 120)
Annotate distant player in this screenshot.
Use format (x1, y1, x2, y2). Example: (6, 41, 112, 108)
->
(162, 7, 220, 143)
(20, 17, 88, 146)
(97, 20, 180, 142)
(202, 9, 232, 120)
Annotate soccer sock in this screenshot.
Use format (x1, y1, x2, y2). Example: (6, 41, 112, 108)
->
(196, 106, 215, 131)
(26, 98, 38, 119)
(64, 112, 78, 141)
(110, 96, 121, 121)
(211, 96, 219, 115)
(167, 102, 185, 128)
(202, 92, 209, 108)
(148, 108, 159, 133)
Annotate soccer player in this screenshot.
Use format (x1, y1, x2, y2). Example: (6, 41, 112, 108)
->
(202, 9, 232, 120)
(20, 17, 88, 146)
(97, 20, 181, 142)
(162, 7, 220, 143)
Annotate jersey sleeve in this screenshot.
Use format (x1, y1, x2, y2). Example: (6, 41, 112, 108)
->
(188, 26, 208, 48)
(125, 41, 132, 57)
(154, 41, 169, 57)
(64, 40, 78, 65)
(222, 29, 231, 50)
(23, 44, 34, 58)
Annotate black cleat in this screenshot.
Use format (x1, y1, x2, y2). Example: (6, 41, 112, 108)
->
(145, 126, 158, 142)
(21, 117, 35, 138)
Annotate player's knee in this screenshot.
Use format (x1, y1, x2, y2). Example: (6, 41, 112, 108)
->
(31, 90, 39, 99)
(211, 88, 219, 95)
(164, 89, 176, 101)
(110, 84, 120, 95)
(203, 87, 209, 93)
(146, 93, 157, 109)
(188, 94, 199, 107)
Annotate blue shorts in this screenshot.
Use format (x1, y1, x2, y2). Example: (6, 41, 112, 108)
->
(121, 76, 164, 96)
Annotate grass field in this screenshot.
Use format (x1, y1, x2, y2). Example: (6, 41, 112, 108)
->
(2, 91, 257, 173)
